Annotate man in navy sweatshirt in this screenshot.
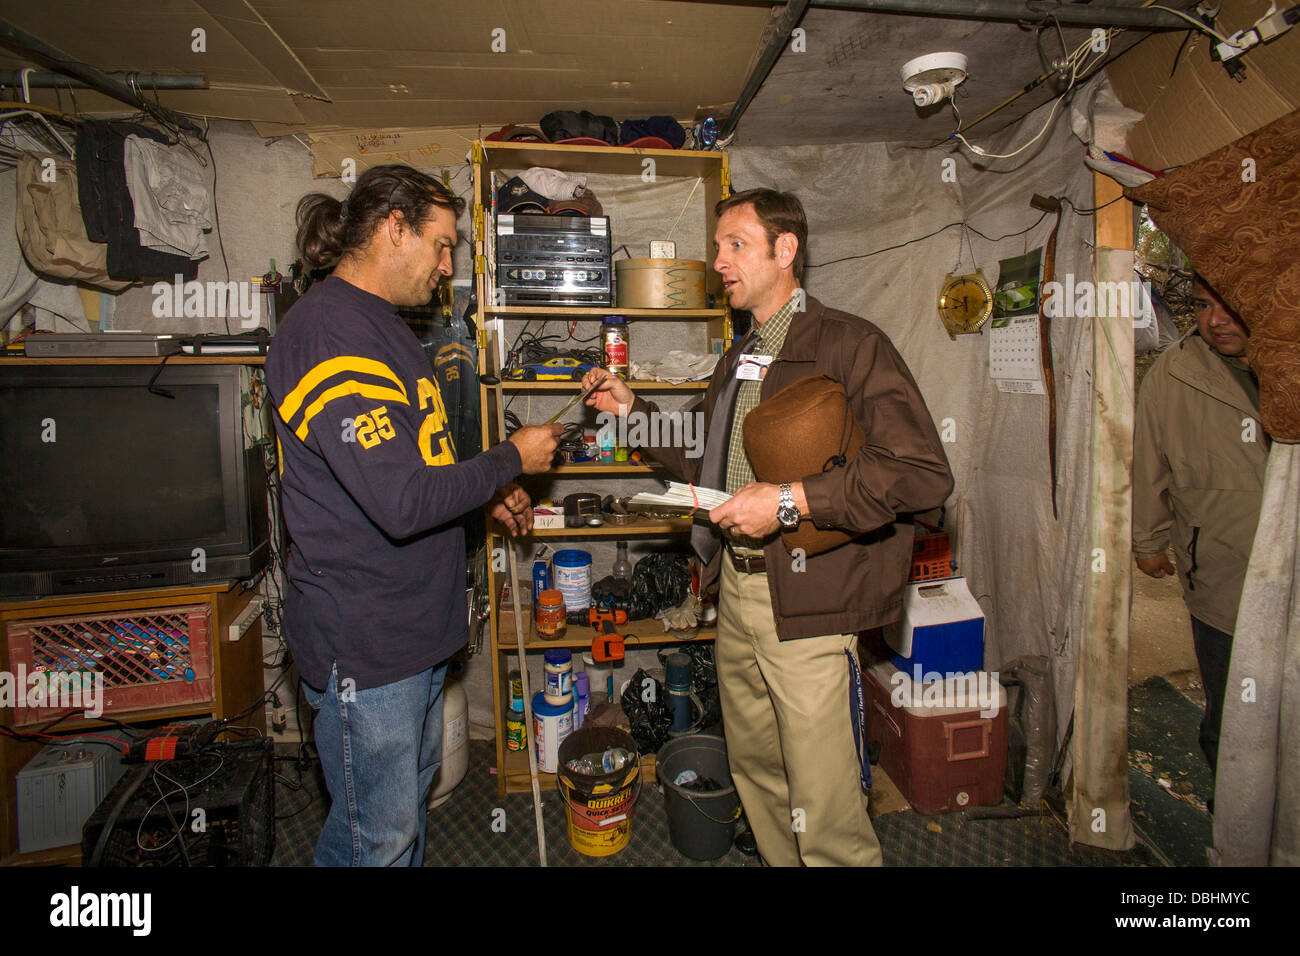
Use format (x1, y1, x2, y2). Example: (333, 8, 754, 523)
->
(268, 165, 559, 866)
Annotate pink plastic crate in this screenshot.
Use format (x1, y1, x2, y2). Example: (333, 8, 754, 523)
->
(5, 605, 214, 727)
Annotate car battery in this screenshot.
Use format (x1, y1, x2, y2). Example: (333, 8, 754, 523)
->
(864, 658, 1007, 814)
(884, 576, 984, 676)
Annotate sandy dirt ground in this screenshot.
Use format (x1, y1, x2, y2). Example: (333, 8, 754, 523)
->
(1129, 554, 1203, 702)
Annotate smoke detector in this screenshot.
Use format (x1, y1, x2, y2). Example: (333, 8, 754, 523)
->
(900, 52, 968, 107)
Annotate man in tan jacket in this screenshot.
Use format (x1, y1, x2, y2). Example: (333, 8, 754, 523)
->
(1132, 276, 1268, 779)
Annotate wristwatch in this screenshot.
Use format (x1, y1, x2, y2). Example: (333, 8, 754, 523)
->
(777, 482, 801, 529)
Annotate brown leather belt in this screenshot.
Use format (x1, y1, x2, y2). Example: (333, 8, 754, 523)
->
(728, 549, 767, 574)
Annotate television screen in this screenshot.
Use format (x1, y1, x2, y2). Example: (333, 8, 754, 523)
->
(0, 364, 269, 596)
(1, 384, 226, 549)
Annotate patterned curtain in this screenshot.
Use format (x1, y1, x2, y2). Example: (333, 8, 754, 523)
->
(1126, 108, 1300, 443)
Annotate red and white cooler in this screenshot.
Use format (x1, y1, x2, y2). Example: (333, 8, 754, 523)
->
(864, 658, 1007, 814)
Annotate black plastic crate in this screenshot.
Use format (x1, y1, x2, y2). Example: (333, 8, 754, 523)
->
(82, 738, 275, 866)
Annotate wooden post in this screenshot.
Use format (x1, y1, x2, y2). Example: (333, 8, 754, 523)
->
(1070, 172, 1137, 849)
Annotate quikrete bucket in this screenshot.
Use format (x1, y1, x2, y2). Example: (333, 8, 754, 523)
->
(556, 726, 642, 857)
(657, 734, 741, 861)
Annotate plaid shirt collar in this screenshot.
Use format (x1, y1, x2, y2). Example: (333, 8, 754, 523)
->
(751, 290, 800, 356)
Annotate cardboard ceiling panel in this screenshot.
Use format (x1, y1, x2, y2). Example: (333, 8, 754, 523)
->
(256, 0, 772, 133)
(254, 0, 514, 51)
(194, 0, 328, 99)
(1106, 0, 1300, 169)
(299, 59, 594, 103)
(0, 0, 772, 135)
(1, 1, 291, 88)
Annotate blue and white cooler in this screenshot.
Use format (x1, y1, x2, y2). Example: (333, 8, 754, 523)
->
(884, 576, 985, 678)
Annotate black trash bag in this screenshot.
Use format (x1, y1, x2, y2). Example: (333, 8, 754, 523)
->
(621, 668, 672, 754)
(627, 552, 691, 620)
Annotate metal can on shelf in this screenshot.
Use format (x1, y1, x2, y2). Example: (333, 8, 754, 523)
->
(505, 708, 526, 751)
(553, 549, 592, 612)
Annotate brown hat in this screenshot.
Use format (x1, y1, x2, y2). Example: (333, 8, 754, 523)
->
(742, 374, 865, 557)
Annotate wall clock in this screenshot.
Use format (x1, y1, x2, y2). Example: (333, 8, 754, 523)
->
(937, 270, 993, 340)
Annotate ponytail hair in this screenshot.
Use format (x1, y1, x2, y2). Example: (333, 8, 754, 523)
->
(296, 164, 466, 271)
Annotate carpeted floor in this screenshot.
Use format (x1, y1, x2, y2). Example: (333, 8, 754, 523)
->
(270, 738, 755, 867)
(265, 674, 1213, 867)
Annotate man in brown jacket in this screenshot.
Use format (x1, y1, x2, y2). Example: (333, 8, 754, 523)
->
(584, 189, 952, 865)
(1133, 276, 1268, 781)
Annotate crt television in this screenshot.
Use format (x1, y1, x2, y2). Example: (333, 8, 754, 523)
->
(0, 363, 270, 598)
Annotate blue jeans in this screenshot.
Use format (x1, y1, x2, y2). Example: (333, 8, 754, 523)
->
(301, 662, 448, 866)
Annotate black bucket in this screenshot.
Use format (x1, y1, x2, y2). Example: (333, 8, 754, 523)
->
(656, 734, 740, 861)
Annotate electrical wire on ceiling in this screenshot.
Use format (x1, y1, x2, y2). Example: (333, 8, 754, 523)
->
(1147, 4, 1235, 42)
(938, 0, 1242, 155)
(950, 23, 1119, 160)
(805, 194, 1125, 271)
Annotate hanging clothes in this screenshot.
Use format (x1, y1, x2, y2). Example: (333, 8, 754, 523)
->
(123, 135, 212, 260)
(75, 119, 198, 281)
(14, 152, 130, 292)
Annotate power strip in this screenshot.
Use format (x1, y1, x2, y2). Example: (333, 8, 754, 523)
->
(228, 597, 264, 643)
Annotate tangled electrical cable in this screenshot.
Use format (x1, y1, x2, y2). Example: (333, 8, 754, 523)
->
(136, 752, 226, 857)
(501, 325, 604, 380)
(504, 410, 584, 465)
(951, 20, 1119, 161)
(557, 422, 587, 455)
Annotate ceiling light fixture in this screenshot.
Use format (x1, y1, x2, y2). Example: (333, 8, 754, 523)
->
(900, 51, 968, 107)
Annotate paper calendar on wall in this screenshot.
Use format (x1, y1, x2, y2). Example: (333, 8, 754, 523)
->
(989, 249, 1045, 395)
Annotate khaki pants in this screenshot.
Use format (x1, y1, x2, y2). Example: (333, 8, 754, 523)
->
(716, 560, 883, 866)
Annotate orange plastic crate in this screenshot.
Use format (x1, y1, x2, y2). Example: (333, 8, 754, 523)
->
(910, 529, 954, 582)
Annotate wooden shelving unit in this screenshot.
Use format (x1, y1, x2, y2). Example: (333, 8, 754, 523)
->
(472, 139, 727, 798)
(495, 607, 715, 652)
(551, 462, 660, 475)
(528, 518, 693, 538)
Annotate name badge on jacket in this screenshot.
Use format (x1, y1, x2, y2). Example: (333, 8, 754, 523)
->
(736, 353, 773, 381)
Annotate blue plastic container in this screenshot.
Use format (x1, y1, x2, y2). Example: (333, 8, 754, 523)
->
(552, 549, 592, 612)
